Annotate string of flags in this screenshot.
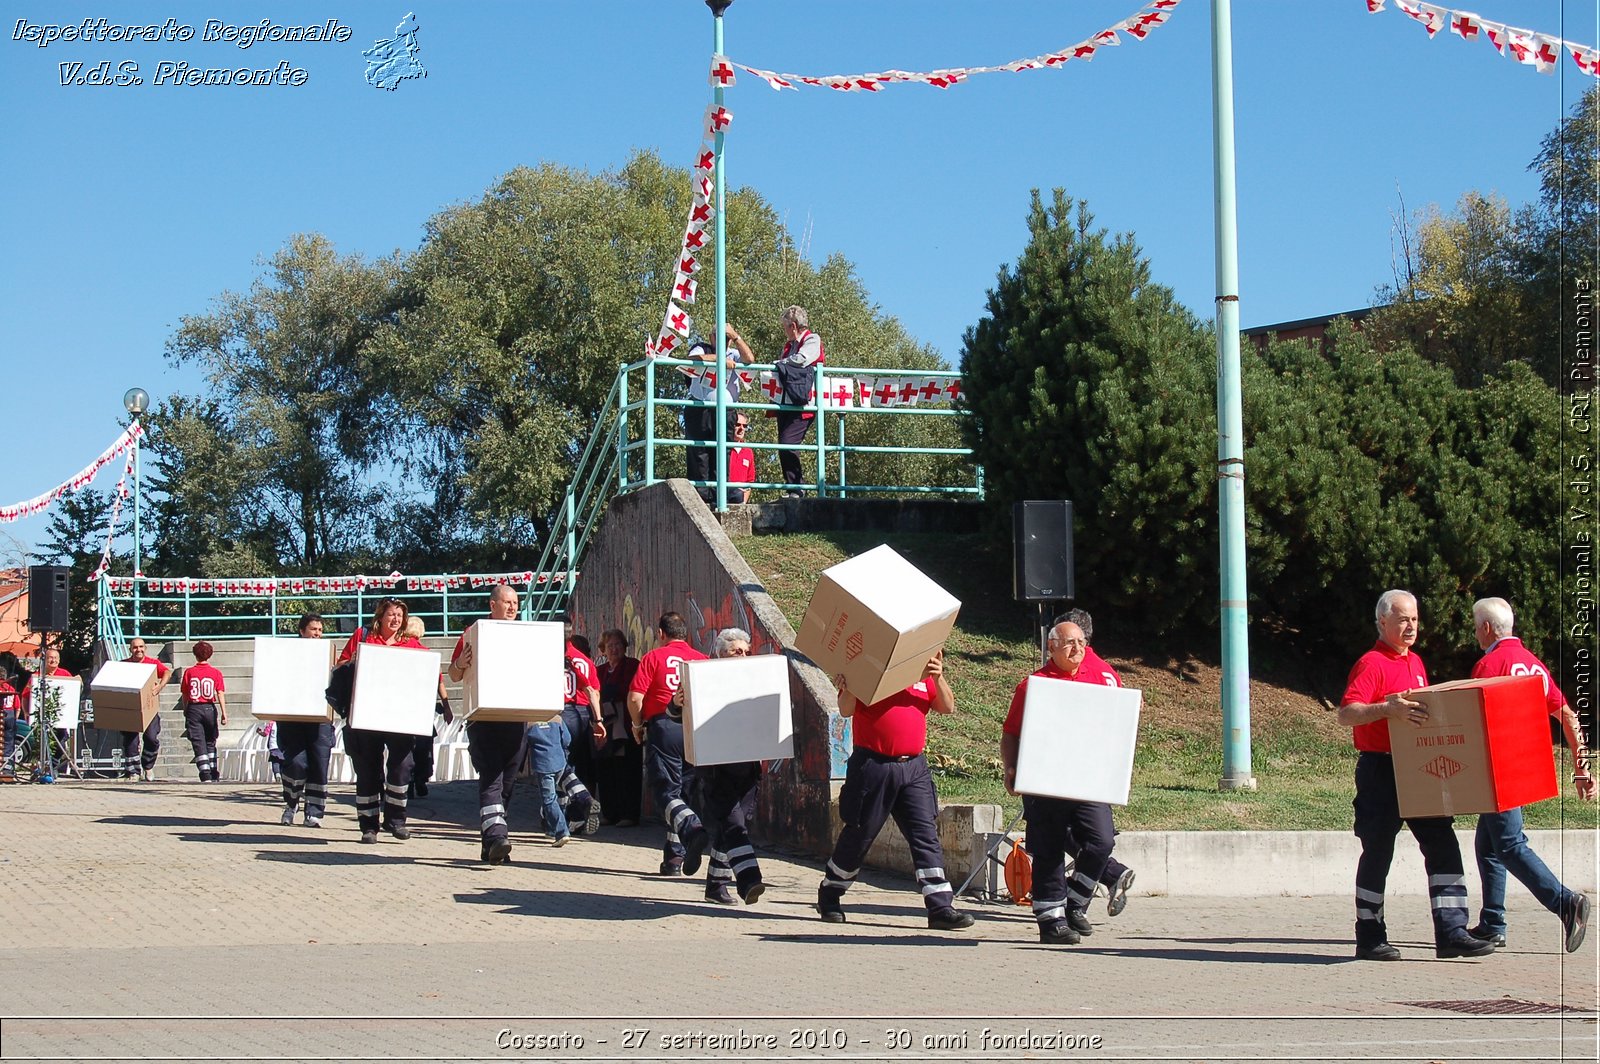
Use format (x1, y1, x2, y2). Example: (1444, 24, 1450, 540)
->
(682, 366, 965, 408)
(1368, 1, 1600, 76)
(726, 0, 1180, 92)
(86, 451, 136, 582)
(99, 570, 566, 596)
(0, 421, 143, 524)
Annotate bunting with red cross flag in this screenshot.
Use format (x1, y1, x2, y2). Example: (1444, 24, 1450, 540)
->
(1369, 1, 1600, 78)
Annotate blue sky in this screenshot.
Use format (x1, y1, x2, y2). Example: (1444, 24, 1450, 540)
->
(2, 0, 1595, 564)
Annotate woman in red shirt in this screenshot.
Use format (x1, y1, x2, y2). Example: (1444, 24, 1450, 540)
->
(338, 598, 427, 844)
(177, 641, 228, 782)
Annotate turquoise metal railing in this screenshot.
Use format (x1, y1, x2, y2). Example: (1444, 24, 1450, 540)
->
(99, 357, 982, 635)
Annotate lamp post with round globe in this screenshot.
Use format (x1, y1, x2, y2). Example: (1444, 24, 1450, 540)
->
(123, 388, 148, 636)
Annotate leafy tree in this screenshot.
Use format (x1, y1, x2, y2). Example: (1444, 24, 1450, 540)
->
(35, 488, 119, 671)
(163, 233, 401, 570)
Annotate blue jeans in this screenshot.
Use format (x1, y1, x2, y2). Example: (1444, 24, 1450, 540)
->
(538, 772, 569, 839)
(1475, 807, 1571, 933)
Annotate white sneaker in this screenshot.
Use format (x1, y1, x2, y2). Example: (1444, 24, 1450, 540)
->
(280, 808, 295, 826)
(141, 768, 154, 782)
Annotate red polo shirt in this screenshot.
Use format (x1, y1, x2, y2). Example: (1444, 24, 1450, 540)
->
(182, 662, 226, 704)
(1473, 637, 1566, 717)
(338, 628, 424, 664)
(127, 654, 170, 682)
(851, 678, 938, 757)
(729, 446, 755, 485)
(1341, 640, 1429, 753)
(630, 639, 705, 721)
(1003, 656, 1124, 737)
(565, 641, 598, 706)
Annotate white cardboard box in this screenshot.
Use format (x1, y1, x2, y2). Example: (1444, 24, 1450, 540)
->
(1015, 675, 1142, 805)
(348, 642, 442, 736)
(795, 544, 961, 707)
(461, 619, 565, 723)
(30, 677, 82, 730)
(682, 654, 794, 766)
(89, 660, 161, 733)
(250, 637, 335, 722)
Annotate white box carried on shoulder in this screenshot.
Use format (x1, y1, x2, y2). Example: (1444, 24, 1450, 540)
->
(89, 660, 160, 733)
(1015, 675, 1142, 805)
(348, 642, 442, 736)
(461, 619, 565, 723)
(682, 654, 793, 766)
(250, 637, 335, 722)
(30, 677, 82, 730)
(795, 544, 960, 707)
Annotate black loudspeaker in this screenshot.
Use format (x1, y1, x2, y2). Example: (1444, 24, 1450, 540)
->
(27, 565, 72, 633)
(1013, 501, 1075, 602)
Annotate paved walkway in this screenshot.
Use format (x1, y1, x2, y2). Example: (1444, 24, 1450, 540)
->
(0, 779, 1594, 1063)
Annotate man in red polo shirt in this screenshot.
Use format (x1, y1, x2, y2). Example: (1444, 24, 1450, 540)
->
(1337, 589, 1494, 961)
(627, 611, 711, 876)
(448, 584, 530, 865)
(22, 646, 78, 779)
(119, 637, 171, 781)
(1466, 596, 1592, 952)
(1000, 620, 1133, 944)
(817, 650, 974, 930)
(727, 414, 756, 504)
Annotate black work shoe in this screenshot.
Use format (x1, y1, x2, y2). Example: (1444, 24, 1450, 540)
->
(1467, 924, 1507, 948)
(387, 822, 411, 841)
(584, 799, 603, 837)
(414, 781, 428, 797)
(485, 838, 512, 866)
(1067, 909, 1094, 936)
(705, 884, 737, 905)
(1563, 893, 1590, 954)
(818, 891, 846, 923)
(1355, 942, 1402, 961)
(927, 908, 974, 931)
(359, 830, 379, 845)
(1107, 868, 1136, 917)
(1039, 920, 1081, 945)
(659, 859, 684, 877)
(740, 883, 766, 906)
(682, 829, 710, 877)
(1436, 931, 1495, 959)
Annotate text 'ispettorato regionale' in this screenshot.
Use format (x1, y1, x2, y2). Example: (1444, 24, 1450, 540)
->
(13, 18, 353, 87)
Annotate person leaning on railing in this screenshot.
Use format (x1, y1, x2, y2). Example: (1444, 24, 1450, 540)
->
(684, 323, 753, 504)
(727, 305, 823, 498)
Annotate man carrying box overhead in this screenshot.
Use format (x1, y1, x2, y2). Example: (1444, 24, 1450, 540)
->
(1466, 597, 1593, 952)
(628, 611, 712, 877)
(1000, 620, 1130, 945)
(448, 584, 531, 866)
(1337, 589, 1495, 961)
(818, 650, 974, 931)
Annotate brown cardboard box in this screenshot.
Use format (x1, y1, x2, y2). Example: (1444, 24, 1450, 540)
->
(89, 660, 161, 733)
(1394, 674, 1557, 818)
(795, 544, 960, 707)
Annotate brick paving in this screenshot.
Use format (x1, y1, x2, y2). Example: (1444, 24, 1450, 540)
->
(0, 778, 1593, 1063)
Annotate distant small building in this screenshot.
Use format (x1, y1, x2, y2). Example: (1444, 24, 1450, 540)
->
(0, 568, 36, 657)
(1242, 306, 1375, 353)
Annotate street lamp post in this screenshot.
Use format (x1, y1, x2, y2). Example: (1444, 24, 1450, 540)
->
(123, 388, 148, 638)
(708, 0, 732, 511)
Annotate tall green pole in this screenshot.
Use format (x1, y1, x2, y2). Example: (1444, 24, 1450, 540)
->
(709, 0, 732, 512)
(1211, 0, 1255, 791)
(123, 387, 149, 638)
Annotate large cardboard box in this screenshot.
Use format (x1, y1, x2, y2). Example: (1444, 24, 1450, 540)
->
(1014, 675, 1142, 805)
(89, 661, 161, 733)
(682, 654, 794, 766)
(29, 677, 82, 730)
(795, 544, 960, 707)
(348, 642, 443, 737)
(1394, 674, 1557, 818)
(461, 619, 565, 723)
(250, 637, 336, 723)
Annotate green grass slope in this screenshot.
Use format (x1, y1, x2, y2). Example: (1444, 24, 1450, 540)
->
(740, 532, 1592, 832)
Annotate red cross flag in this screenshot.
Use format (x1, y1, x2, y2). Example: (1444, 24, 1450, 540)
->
(870, 379, 900, 407)
(1507, 29, 1538, 66)
(1092, 28, 1121, 47)
(924, 70, 967, 88)
(1007, 58, 1043, 71)
(1366, 0, 1386, 11)
(918, 377, 944, 403)
(674, 273, 698, 303)
(1573, 46, 1600, 76)
(696, 146, 715, 173)
(710, 55, 737, 88)
(696, 176, 713, 202)
(1531, 35, 1559, 73)
(683, 228, 707, 251)
(705, 105, 733, 135)
(896, 379, 921, 406)
(1071, 42, 1098, 58)
(679, 253, 700, 276)
(656, 332, 680, 356)
(691, 201, 714, 224)
(943, 378, 964, 403)
(758, 372, 782, 401)
(1449, 12, 1480, 39)
(665, 303, 693, 338)
(824, 377, 857, 409)
(1484, 22, 1508, 53)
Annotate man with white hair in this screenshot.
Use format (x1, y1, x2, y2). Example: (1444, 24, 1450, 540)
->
(728, 305, 824, 496)
(1336, 590, 1494, 961)
(1466, 596, 1592, 952)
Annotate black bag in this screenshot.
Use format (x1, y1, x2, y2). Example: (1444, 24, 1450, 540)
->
(326, 660, 356, 720)
(775, 359, 816, 407)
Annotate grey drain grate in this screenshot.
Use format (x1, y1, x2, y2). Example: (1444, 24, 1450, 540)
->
(1398, 999, 1585, 1015)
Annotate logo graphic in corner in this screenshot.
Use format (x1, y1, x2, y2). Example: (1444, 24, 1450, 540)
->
(364, 12, 426, 90)
(844, 632, 865, 661)
(1422, 755, 1463, 780)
